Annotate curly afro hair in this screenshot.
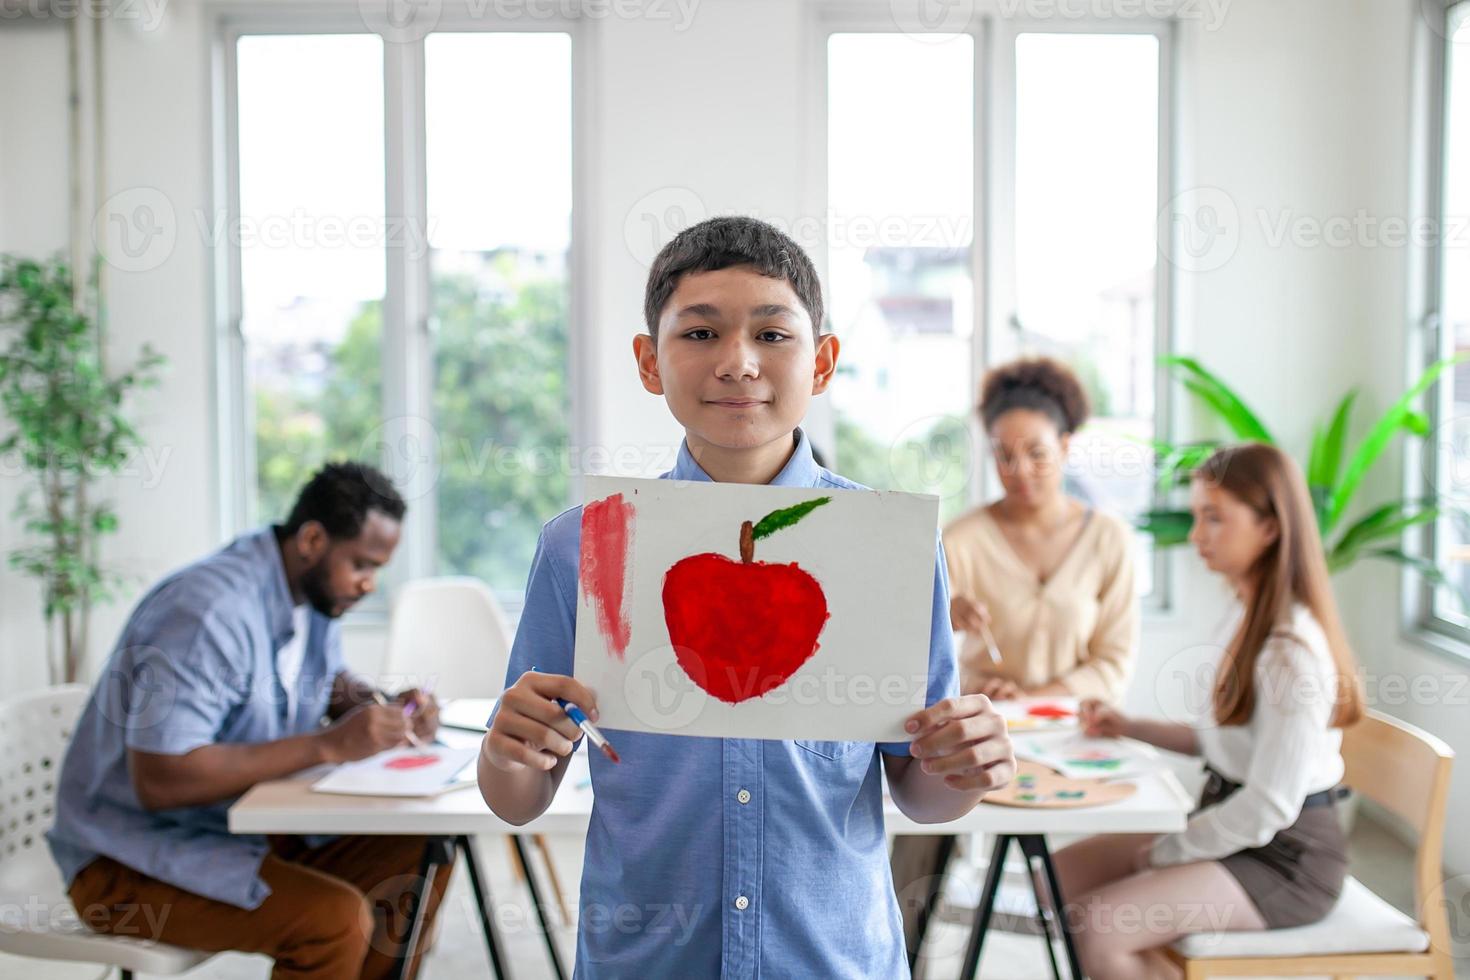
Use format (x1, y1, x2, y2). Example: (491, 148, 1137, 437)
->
(979, 357, 1091, 435)
(282, 461, 406, 540)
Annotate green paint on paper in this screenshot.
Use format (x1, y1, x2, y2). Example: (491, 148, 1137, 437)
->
(752, 497, 832, 540)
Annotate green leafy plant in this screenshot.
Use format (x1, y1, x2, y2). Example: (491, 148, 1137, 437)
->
(0, 255, 164, 683)
(1139, 353, 1470, 606)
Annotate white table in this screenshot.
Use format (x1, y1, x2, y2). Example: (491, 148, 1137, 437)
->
(229, 746, 1193, 980)
(229, 749, 1192, 838)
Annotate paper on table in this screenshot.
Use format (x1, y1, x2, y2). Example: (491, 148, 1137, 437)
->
(993, 696, 1082, 732)
(439, 697, 498, 732)
(1012, 731, 1161, 781)
(311, 745, 480, 797)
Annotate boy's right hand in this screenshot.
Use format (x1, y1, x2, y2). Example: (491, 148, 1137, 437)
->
(484, 671, 599, 773)
(950, 595, 992, 635)
(1078, 698, 1129, 739)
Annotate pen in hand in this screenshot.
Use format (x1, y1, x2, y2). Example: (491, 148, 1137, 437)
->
(372, 690, 426, 748)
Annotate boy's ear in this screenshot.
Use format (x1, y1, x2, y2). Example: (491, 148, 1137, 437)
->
(811, 333, 840, 395)
(633, 334, 664, 395)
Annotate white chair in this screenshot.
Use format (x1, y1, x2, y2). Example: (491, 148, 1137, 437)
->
(0, 684, 215, 979)
(385, 576, 514, 699)
(385, 576, 573, 925)
(1168, 709, 1455, 978)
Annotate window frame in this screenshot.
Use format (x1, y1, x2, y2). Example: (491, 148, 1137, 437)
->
(210, 7, 590, 621)
(1413, 0, 1470, 654)
(806, 3, 1177, 611)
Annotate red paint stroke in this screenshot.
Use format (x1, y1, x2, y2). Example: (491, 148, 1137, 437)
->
(581, 493, 635, 660)
(1026, 703, 1076, 720)
(384, 753, 440, 770)
(662, 553, 831, 704)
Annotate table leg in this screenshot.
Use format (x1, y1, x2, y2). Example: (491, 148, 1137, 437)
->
(960, 834, 1013, 979)
(391, 836, 454, 980)
(1025, 853, 1064, 980)
(1019, 834, 1082, 980)
(905, 834, 958, 971)
(458, 835, 510, 979)
(512, 833, 570, 980)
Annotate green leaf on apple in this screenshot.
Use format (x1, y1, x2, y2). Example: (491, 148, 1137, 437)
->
(752, 496, 832, 541)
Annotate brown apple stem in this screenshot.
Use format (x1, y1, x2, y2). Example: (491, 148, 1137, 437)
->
(739, 520, 755, 563)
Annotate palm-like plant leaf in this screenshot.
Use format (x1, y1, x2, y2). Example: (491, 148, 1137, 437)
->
(1137, 508, 1194, 546)
(1307, 391, 1356, 491)
(1361, 547, 1470, 613)
(1326, 354, 1468, 532)
(1162, 355, 1274, 442)
(1327, 498, 1444, 570)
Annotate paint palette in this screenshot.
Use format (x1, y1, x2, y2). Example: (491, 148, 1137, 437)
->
(993, 696, 1082, 732)
(1013, 732, 1161, 782)
(985, 759, 1137, 809)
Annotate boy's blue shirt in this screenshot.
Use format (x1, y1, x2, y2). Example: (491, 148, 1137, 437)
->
(491, 427, 958, 979)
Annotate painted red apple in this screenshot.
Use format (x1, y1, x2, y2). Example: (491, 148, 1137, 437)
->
(662, 496, 833, 704)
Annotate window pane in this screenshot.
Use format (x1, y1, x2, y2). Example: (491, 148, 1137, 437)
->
(426, 33, 572, 594)
(827, 33, 975, 522)
(1434, 7, 1470, 623)
(237, 35, 385, 526)
(1013, 32, 1160, 594)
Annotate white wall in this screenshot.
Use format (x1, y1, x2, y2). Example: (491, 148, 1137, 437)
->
(3, 0, 1460, 865)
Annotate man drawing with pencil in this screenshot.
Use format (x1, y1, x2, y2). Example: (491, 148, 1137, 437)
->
(49, 462, 449, 980)
(478, 216, 1017, 977)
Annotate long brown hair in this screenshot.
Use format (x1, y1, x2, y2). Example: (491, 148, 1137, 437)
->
(1194, 444, 1363, 728)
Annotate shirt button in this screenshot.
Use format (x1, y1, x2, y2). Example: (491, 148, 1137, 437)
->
(737, 789, 751, 804)
(734, 895, 750, 911)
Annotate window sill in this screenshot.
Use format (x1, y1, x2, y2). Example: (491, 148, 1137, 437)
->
(1400, 621, 1470, 666)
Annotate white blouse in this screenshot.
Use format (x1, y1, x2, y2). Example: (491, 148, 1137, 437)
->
(1149, 601, 1346, 867)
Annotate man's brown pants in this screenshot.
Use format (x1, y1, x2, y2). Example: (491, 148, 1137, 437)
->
(68, 835, 457, 980)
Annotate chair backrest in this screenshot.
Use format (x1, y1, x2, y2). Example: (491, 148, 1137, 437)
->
(0, 685, 89, 863)
(1341, 709, 1454, 941)
(384, 576, 514, 700)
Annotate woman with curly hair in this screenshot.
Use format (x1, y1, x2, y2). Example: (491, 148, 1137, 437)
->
(893, 356, 1140, 959)
(944, 356, 1139, 701)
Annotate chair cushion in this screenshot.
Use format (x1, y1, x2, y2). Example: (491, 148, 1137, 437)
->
(1172, 877, 1430, 959)
(0, 851, 212, 974)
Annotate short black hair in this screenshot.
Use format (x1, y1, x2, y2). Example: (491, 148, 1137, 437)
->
(282, 461, 406, 539)
(643, 215, 825, 340)
(979, 356, 1091, 435)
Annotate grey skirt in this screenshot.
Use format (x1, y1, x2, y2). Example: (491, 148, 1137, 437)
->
(1198, 768, 1349, 929)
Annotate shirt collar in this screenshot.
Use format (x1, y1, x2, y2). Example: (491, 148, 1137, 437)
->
(669, 427, 822, 488)
(253, 526, 300, 648)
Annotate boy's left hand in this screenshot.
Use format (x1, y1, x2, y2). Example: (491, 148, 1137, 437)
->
(904, 695, 1015, 792)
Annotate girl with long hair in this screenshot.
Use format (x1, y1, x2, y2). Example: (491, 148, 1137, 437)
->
(1052, 442, 1364, 980)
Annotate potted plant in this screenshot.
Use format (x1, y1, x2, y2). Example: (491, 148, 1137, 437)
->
(1139, 353, 1469, 605)
(0, 255, 163, 684)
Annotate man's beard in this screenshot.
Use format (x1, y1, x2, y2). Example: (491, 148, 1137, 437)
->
(300, 560, 341, 618)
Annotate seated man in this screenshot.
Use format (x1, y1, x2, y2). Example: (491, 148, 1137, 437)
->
(47, 461, 450, 980)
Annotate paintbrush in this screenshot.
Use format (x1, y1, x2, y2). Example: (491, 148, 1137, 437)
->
(531, 666, 621, 764)
(978, 620, 1003, 665)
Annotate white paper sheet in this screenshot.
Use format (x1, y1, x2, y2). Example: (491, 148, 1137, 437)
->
(310, 745, 480, 797)
(993, 696, 1082, 732)
(574, 476, 939, 741)
(1012, 731, 1161, 781)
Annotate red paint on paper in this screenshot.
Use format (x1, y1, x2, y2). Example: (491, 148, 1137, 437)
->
(384, 753, 440, 770)
(661, 553, 830, 704)
(581, 493, 635, 660)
